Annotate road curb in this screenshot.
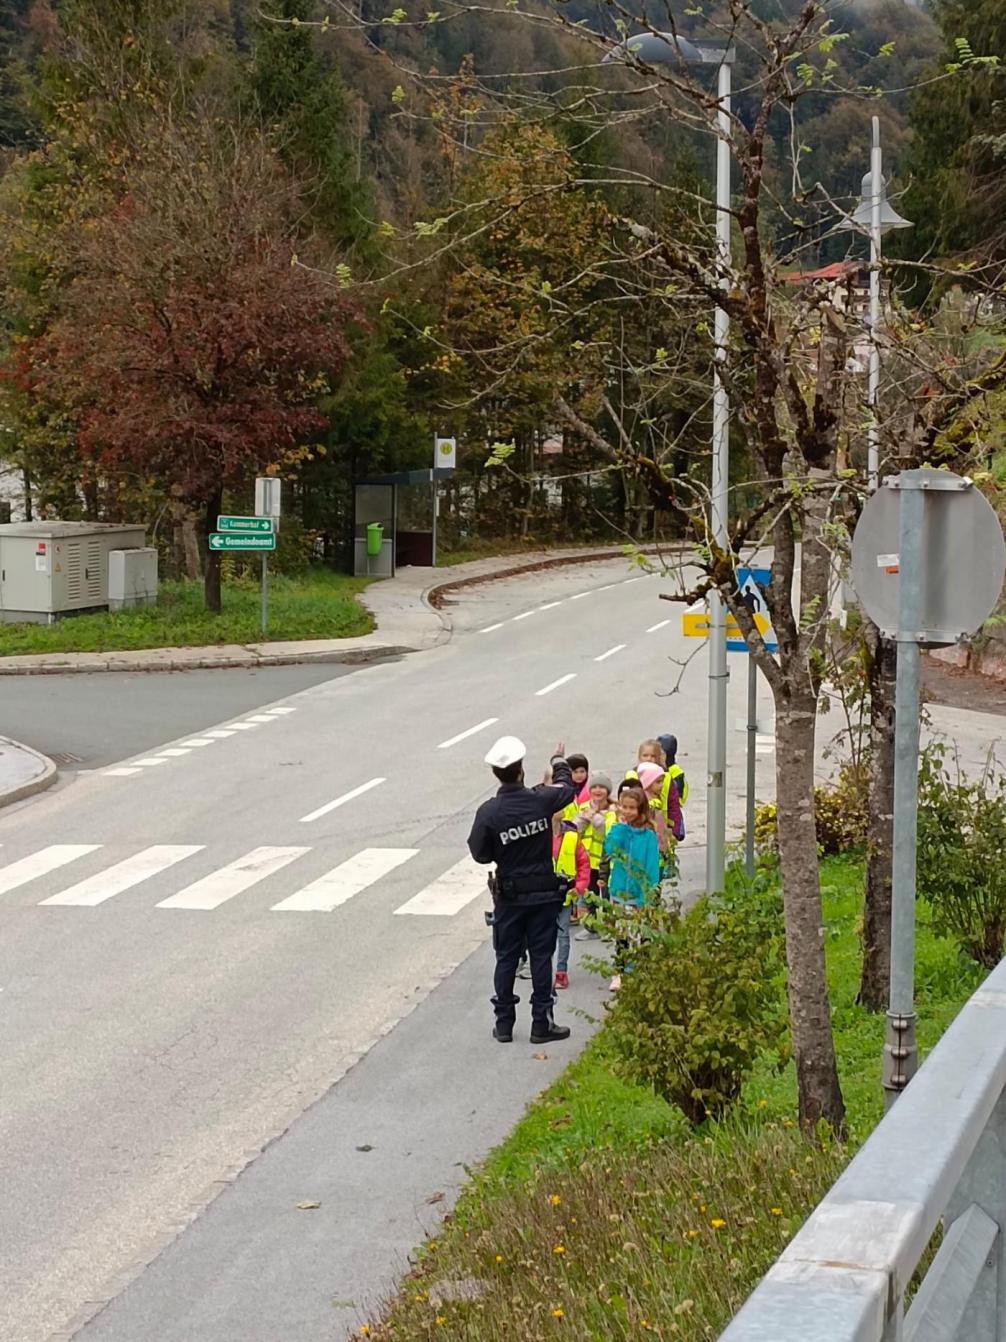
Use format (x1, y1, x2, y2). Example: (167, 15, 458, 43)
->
(0, 644, 413, 677)
(425, 544, 671, 609)
(0, 737, 58, 808)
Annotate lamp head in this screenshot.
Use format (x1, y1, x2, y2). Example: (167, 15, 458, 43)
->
(839, 169, 913, 235)
(602, 31, 705, 66)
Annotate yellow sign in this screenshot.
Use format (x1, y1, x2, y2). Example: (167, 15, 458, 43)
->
(682, 608, 770, 640)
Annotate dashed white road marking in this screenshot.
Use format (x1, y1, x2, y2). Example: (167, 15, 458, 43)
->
(204, 730, 236, 739)
(272, 848, 417, 913)
(480, 623, 504, 634)
(646, 620, 671, 633)
(182, 739, 215, 748)
(226, 722, 258, 731)
(438, 718, 499, 750)
(103, 767, 143, 777)
(245, 715, 279, 724)
(135, 757, 170, 767)
(393, 855, 486, 916)
(159, 748, 191, 758)
(0, 845, 100, 895)
(512, 610, 536, 622)
(265, 706, 297, 715)
(158, 846, 307, 911)
(570, 592, 590, 601)
(42, 846, 203, 907)
(596, 583, 617, 592)
(538, 601, 562, 611)
(300, 777, 386, 824)
(535, 673, 577, 697)
(594, 644, 626, 662)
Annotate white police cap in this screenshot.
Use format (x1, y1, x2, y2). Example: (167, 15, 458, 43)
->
(485, 735, 526, 769)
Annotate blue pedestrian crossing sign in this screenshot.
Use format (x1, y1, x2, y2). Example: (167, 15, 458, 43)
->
(728, 567, 778, 654)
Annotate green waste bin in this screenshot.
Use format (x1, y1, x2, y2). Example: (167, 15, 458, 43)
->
(366, 522, 384, 557)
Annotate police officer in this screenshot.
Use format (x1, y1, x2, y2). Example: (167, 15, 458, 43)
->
(468, 736, 576, 1045)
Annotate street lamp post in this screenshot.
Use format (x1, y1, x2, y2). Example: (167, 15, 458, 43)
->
(840, 116, 912, 492)
(605, 32, 736, 893)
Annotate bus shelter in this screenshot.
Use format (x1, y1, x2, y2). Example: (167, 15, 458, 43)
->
(353, 468, 454, 576)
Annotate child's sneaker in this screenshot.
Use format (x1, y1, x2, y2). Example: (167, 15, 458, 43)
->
(554, 971, 569, 990)
(608, 975, 621, 993)
(516, 955, 531, 979)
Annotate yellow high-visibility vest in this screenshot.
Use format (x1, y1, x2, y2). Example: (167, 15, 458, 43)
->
(668, 764, 688, 806)
(554, 830, 580, 878)
(577, 804, 615, 869)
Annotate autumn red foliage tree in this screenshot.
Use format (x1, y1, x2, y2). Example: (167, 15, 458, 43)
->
(32, 120, 361, 611)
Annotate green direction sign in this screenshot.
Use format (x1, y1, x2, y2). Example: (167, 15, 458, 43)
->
(216, 515, 274, 534)
(209, 532, 276, 553)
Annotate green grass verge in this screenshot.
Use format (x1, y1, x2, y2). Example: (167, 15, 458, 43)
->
(0, 570, 373, 655)
(366, 854, 983, 1341)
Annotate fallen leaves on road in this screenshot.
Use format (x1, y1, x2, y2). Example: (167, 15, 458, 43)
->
(532, 1052, 548, 1061)
(356, 1144, 374, 1152)
(297, 1200, 321, 1210)
(426, 1191, 445, 1205)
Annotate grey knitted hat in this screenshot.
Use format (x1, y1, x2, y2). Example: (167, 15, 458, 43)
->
(588, 772, 613, 794)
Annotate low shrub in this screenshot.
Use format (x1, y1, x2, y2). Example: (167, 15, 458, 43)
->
(917, 744, 1006, 968)
(753, 764, 868, 857)
(598, 879, 788, 1124)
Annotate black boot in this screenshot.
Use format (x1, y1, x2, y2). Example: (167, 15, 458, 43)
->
(493, 1022, 514, 1043)
(530, 1021, 571, 1044)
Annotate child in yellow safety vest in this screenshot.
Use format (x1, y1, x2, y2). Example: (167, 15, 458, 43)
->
(552, 815, 590, 990)
(573, 772, 616, 941)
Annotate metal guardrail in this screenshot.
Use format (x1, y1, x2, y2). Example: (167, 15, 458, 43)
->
(720, 957, 1006, 1342)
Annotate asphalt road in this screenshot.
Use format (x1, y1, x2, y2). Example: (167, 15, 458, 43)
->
(0, 555, 853, 1341)
(1, 663, 358, 770)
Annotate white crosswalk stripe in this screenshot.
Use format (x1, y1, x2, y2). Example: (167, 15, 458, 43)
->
(41, 846, 204, 907)
(393, 855, 487, 917)
(271, 847, 417, 913)
(3, 843, 490, 917)
(157, 846, 308, 910)
(0, 845, 100, 895)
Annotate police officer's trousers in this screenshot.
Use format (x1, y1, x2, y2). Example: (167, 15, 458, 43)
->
(492, 898, 562, 1029)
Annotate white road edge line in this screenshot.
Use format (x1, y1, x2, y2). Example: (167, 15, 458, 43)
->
(512, 611, 536, 622)
(538, 601, 562, 611)
(596, 583, 617, 592)
(300, 777, 386, 824)
(594, 644, 626, 662)
(480, 623, 504, 634)
(570, 592, 590, 601)
(437, 718, 499, 750)
(535, 673, 577, 697)
(646, 620, 671, 633)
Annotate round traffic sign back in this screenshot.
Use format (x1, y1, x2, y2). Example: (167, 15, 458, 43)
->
(851, 469, 1005, 644)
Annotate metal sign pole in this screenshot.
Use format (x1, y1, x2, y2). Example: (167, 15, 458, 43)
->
(261, 553, 268, 637)
(745, 656, 757, 877)
(883, 478, 925, 1107)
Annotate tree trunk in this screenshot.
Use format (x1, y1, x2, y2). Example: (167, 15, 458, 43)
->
(774, 685, 847, 1136)
(859, 623, 896, 1010)
(203, 488, 222, 614)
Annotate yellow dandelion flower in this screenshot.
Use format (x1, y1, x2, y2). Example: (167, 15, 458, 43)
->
(553, 1244, 566, 1255)
(782, 1118, 794, 1129)
(359, 1329, 370, 1339)
(699, 1204, 706, 1213)
(770, 1207, 783, 1217)
(757, 1099, 768, 1109)
(552, 1307, 564, 1319)
(435, 1317, 447, 1327)
(686, 1229, 699, 1239)
(571, 1216, 577, 1224)
(549, 1194, 561, 1207)
(710, 1218, 726, 1229)
(495, 1254, 503, 1264)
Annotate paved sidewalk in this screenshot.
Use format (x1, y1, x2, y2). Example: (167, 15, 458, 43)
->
(0, 735, 56, 806)
(0, 546, 652, 676)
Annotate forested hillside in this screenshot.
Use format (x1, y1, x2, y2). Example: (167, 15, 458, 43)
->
(0, 0, 1000, 576)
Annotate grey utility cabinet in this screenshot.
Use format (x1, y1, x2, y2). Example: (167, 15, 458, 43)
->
(0, 522, 146, 623)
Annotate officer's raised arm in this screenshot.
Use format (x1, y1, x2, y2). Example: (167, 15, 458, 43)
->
(531, 741, 576, 815)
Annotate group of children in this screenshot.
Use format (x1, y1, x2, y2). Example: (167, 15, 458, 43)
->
(543, 735, 688, 994)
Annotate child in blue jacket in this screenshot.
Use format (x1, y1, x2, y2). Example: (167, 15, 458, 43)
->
(603, 785, 661, 992)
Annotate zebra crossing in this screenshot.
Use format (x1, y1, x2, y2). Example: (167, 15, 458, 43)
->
(0, 842, 488, 916)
